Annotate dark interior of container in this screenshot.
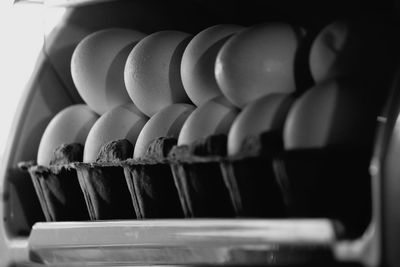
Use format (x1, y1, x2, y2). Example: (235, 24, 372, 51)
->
(5, 0, 398, 238)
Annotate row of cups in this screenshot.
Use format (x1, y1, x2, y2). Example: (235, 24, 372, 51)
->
(20, 130, 372, 238)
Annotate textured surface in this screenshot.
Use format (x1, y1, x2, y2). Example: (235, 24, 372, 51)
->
(124, 31, 192, 116)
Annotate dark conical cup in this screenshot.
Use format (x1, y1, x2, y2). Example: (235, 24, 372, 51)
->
(27, 165, 90, 222)
(273, 147, 372, 237)
(73, 139, 138, 220)
(220, 131, 286, 218)
(18, 143, 90, 222)
(75, 162, 137, 220)
(123, 137, 184, 219)
(169, 135, 236, 218)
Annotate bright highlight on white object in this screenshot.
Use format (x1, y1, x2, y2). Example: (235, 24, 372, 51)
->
(37, 105, 99, 166)
(71, 28, 146, 115)
(178, 96, 239, 146)
(215, 23, 301, 108)
(134, 103, 195, 158)
(124, 31, 192, 117)
(181, 24, 244, 107)
(83, 103, 148, 163)
(227, 93, 294, 156)
(283, 79, 376, 150)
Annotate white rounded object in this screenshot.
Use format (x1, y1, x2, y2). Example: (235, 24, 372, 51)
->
(134, 103, 195, 158)
(83, 103, 148, 162)
(181, 24, 244, 106)
(309, 20, 350, 83)
(309, 19, 396, 83)
(283, 79, 376, 150)
(124, 30, 192, 117)
(215, 23, 301, 108)
(228, 93, 294, 156)
(178, 96, 239, 146)
(37, 104, 99, 166)
(71, 28, 146, 115)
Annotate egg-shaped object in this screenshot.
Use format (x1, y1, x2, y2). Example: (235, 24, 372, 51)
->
(215, 23, 302, 108)
(83, 103, 148, 162)
(284, 79, 377, 150)
(134, 103, 196, 158)
(71, 28, 146, 115)
(178, 96, 240, 146)
(309, 19, 397, 83)
(181, 24, 244, 106)
(228, 93, 295, 156)
(37, 104, 99, 166)
(124, 31, 192, 117)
